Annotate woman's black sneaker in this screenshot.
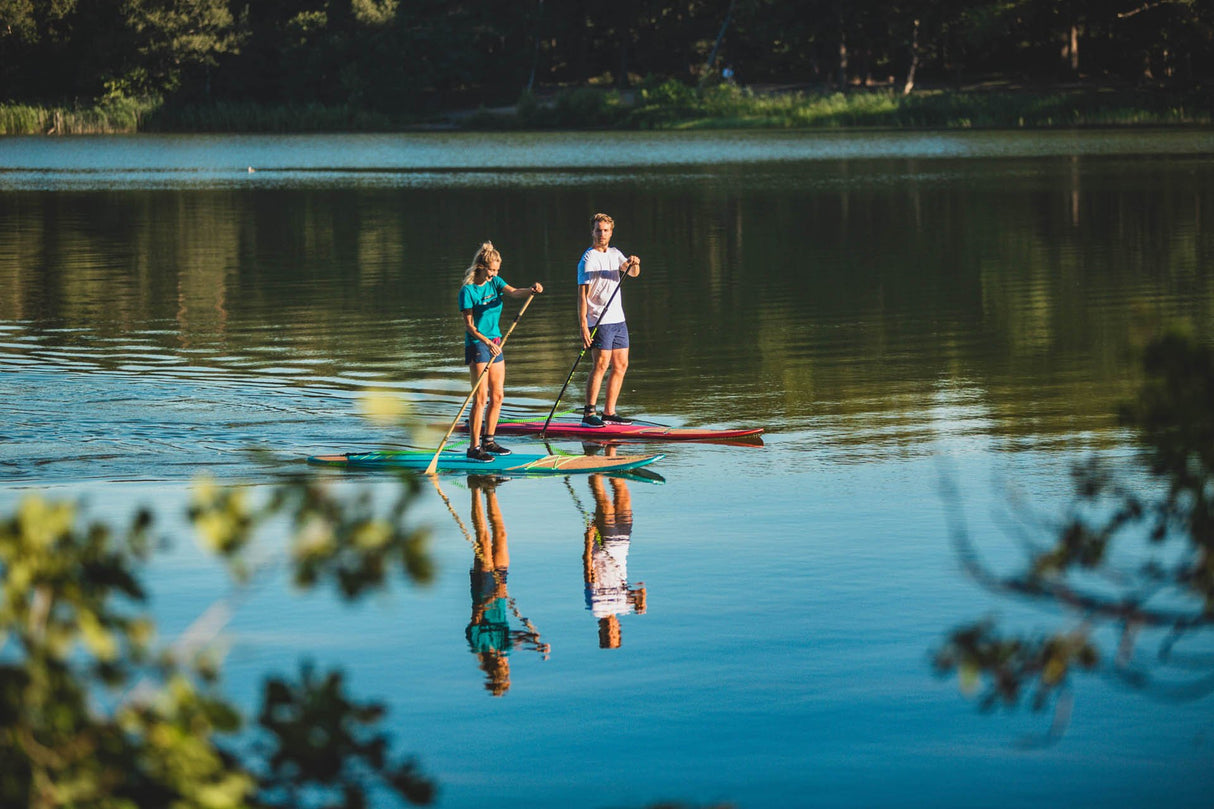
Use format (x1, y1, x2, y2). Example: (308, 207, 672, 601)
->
(466, 445, 494, 462)
(481, 438, 511, 456)
(601, 412, 632, 425)
(581, 412, 605, 427)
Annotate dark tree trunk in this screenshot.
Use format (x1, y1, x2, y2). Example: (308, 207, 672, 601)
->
(837, 31, 848, 90)
(903, 18, 920, 95)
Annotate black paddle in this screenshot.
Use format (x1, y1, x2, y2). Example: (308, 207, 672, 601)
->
(541, 263, 632, 437)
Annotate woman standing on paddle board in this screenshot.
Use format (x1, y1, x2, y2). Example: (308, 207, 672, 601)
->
(460, 242, 543, 461)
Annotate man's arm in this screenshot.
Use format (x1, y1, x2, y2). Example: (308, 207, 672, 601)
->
(578, 285, 593, 348)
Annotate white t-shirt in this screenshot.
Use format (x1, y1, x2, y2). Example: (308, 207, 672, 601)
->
(577, 246, 627, 327)
(586, 537, 633, 618)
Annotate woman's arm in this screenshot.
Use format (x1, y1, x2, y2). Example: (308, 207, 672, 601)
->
(462, 310, 500, 355)
(502, 282, 543, 298)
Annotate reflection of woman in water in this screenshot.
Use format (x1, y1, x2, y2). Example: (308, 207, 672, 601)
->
(465, 476, 548, 696)
(583, 472, 646, 649)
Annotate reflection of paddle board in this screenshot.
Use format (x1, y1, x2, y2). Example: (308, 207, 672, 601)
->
(457, 419, 764, 442)
(307, 450, 664, 475)
(596, 466, 666, 485)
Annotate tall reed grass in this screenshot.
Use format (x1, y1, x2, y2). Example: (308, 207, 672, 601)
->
(143, 102, 402, 132)
(625, 83, 1214, 130)
(0, 98, 154, 134)
(0, 99, 418, 134)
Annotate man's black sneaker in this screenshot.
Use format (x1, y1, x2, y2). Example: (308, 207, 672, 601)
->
(601, 412, 632, 425)
(481, 439, 511, 456)
(581, 412, 605, 428)
(466, 446, 494, 462)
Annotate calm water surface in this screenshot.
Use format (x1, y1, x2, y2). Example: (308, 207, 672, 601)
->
(2, 130, 1213, 807)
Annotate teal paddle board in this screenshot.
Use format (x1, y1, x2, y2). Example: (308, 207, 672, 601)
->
(308, 450, 664, 475)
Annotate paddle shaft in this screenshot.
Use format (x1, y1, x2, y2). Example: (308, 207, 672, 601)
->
(425, 292, 536, 475)
(540, 267, 630, 437)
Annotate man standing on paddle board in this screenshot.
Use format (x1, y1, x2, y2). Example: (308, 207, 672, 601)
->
(578, 212, 640, 427)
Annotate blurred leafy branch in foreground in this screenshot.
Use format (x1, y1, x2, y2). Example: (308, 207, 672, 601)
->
(0, 459, 436, 808)
(935, 332, 1214, 738)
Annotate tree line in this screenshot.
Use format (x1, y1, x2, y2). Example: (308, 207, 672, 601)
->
(1, 0, 1211, 113)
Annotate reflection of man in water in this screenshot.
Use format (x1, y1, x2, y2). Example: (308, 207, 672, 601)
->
(583, 471, 646, 649)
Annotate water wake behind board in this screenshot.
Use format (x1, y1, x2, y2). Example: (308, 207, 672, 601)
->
(307, 450, 664, 475)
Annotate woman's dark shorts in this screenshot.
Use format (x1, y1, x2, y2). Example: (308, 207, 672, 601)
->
(465, 338, 504, 365)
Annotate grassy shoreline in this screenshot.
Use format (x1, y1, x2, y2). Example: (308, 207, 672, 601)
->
(2, 84, 1210, 135)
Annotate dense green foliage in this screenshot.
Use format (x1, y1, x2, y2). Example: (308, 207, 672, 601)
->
(5, 83, 1210, 134)
(509, 81, 1211, 129)
(1, 0, 1211, 125)
(0, 465, 437, 807)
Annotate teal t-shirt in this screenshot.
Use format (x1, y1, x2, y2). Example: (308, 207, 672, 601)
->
(459, 276, 508, 347)
(466, 597, 511, 654)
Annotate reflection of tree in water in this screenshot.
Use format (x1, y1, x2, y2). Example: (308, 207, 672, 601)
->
(936, 333, 1214, 741)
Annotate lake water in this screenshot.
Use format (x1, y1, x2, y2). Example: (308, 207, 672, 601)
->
(2, 129, 1213, 808)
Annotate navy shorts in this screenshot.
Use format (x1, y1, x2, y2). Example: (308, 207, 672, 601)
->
(465, 338, 504, 365)
(471, 568, 507, 600)
(591, 321, 629, 351)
